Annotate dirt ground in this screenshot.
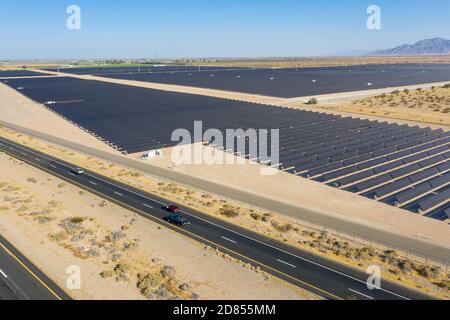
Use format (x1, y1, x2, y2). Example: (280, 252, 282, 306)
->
(0, 151, 315, 300)
(317, 85, 450, 126)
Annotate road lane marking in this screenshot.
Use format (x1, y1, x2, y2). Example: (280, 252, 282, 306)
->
(0, 241, 62, 300)
(34, 158, 41, 162)
(0, 138, 413, 300)
(0, 141, 400, 300)
(0, 268, 7, 278)
(89, 181, 97, 185)
(221, 236, 237, 244)
(3, 156, 342, 300)
(68, 172, 75, 176)
(0, 140, 71, 168)
(142, 203, 153, 209)
(50, 164, 57, 169)
(114, 191, 123, 196)
(277, 259, 297, 268)
(349, 288, 374, 300)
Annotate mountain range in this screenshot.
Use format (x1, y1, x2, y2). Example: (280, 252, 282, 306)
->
(370, 38, 450, 56)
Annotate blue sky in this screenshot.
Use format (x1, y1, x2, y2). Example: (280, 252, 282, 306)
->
(1, 0, 449, 59)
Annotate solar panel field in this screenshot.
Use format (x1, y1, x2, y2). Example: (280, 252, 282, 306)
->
(97, 64, 450, 98)
(4, 75, 449, 219)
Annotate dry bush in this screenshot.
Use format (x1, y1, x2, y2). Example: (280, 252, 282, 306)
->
(219, 204, 240, 218)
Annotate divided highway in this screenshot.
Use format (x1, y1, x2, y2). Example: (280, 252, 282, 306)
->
(0, 234, 70, 300)
(0, 136, 434, 300)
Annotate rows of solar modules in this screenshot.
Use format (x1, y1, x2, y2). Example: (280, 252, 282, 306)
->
(103, 64, 450, 98)
(0, 70, 50, 78)
(43, 65, 248, 76)
(294, 130, 450, 220)
(4, 76, 449, 220)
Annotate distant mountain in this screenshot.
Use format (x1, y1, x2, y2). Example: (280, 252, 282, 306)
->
(370, 38, 450, 56)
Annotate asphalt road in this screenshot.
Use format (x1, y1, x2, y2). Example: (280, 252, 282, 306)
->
(0, 234, 70, 300)
(0, 136, 436, 300)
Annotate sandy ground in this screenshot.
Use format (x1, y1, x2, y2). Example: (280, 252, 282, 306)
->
(317, 85, 450, 126)
(0, 151, 314, 300)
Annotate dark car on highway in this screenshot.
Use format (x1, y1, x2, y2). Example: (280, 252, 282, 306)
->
(163, 214, 189, 226)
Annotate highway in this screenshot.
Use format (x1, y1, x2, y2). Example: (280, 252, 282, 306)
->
(0, 136, 434, 300)
(0, 234, 70, 300)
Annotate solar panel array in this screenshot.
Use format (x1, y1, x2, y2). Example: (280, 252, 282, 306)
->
(4, 76, 449, 221)
(0, 70, 50, 78)
(43, 65, 247, 76)
(102, 63, 450, 98)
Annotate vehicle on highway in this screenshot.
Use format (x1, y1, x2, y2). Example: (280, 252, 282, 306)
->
(163, 214, 189, 226)
(164, 204, 179, 213)
(70, 167, 85, 175)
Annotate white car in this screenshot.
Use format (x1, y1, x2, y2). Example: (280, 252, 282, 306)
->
(70, 167, 85, 175)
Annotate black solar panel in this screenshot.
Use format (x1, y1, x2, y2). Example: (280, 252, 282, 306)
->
(332, 169, 375, 187)
(408, 167, 440, 183)
(428, 172, 450, 189)
(394, 183, 433, 204)
(373, 179, 410, 198)
(418, 188, 450, 212)
(352, 174, 391, 192)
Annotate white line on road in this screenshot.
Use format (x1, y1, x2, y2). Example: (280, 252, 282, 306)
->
(0, 268, 7, 279)
(0, 139, 410, 300)
(142, 203, 153, 209)
(34, 158, 41, 162)
(68, 172, 75, 176)
(349, 288, 374, 300)
(50, 164, 56, 169)
(114, 191, 123, 196)
(277, 259, 297, 268)
(89, 181, 97, 185)
(221, 236, 237, 244)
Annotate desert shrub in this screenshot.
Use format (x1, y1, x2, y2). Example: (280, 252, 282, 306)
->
(70, 217, 85, 224)
(272, 222, 294, 233)
(250, 213, 262, 221)
(219, 204, 240, 218)
(306, 98, 318, 105)
(100, 270, 114, 278)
